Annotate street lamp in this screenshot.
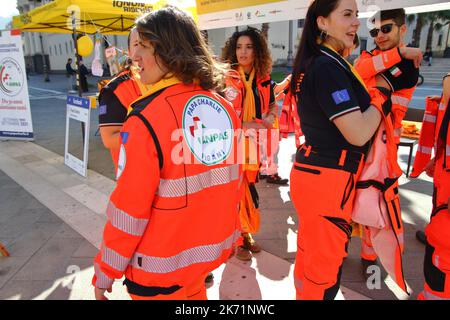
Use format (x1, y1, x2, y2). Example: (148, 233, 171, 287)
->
(38, 33, 50, 82)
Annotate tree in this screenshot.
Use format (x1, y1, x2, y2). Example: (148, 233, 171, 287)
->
(425, 11, 450, 49)
(261, 23, 269, 39)
(407, 13, 424, 47)
(408, 11, 450, 48)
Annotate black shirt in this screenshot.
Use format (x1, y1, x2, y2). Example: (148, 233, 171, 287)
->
(297, 46, 372, 154)
(66, 63, 76, 75)
(98, 73, 132, 127)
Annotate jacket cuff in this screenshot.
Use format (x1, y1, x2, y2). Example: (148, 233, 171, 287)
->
(93, 263, 115, 289)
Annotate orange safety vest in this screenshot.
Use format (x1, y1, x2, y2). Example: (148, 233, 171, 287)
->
(355, 48, 417, 143)
(279, 89, 303, 148)
(410, 97, 443, 178)
(224, 69, 272, 121)
(93, 83, 242, 292)
(352, 88, 409, 294)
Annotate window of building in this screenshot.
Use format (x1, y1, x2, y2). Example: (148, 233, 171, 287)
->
(438, 34, 443, 47)
(54, 45, 58, 56)
(59, 44, 62, 55)
(360, 38, 368, 53)
(49, 46, 52, 56)
(298, 19, 305, 29)
(65, 42, 68, 55)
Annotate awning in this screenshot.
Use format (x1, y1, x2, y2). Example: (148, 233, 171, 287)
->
(195, 0, 450, 30)
(13, 0, 197, 35)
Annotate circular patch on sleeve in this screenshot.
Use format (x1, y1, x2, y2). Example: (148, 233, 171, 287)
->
(224, 86, 239, 102)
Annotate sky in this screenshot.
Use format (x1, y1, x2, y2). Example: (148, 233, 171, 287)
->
(0, 0, 18, 30)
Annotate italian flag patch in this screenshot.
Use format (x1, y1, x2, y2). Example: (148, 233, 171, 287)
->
(390, 66, 402, 77)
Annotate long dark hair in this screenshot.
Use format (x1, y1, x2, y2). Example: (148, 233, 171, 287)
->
(135, 6, 228, 91)
(291, 0, 341, 93)
(222, 27, 272, 78)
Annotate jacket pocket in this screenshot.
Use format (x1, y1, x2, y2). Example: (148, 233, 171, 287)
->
(294, 165, 321, 175)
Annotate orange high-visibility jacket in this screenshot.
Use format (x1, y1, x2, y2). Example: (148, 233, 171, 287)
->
(355, 48, 417, 140)
(410, 97, 442, 177)
(413, 96, 450, 202)
(434, 98, 450, 206)
(92, 83, 243, 290)
(279, 89, 303, 148)
(224, 69, 272, 121)
(352, 88, 408, 294)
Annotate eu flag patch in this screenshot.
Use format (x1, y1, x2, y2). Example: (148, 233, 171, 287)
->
(332, 89, 351, 105)
(120, 132, 129, 144)
(99, 104, 107, 115)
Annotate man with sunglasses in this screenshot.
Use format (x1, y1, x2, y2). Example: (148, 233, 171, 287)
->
(354, 9, 422, 278)
(356, 9, 422, 142)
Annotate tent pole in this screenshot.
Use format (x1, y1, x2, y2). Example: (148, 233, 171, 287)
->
(72, 10, 86, 144)
(72, 11, 82, 98)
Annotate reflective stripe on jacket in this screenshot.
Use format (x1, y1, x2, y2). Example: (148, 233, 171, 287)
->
(410, 97, 440, 177)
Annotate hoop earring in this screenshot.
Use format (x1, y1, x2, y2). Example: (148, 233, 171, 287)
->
(319, 30, 328, 40)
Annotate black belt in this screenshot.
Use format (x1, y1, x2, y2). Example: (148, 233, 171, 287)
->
(123, 278, 181, 297)
(295, 145, 364, 174)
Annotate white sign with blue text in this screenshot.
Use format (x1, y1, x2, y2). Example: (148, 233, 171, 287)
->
(64, 95, 90, 177)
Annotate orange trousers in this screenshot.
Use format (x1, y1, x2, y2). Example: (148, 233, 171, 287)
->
(128, 276, 207, 300)
(290, 161, 360, 300)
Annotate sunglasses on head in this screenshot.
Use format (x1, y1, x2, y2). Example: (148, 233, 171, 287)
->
(369, 23, 396, 38)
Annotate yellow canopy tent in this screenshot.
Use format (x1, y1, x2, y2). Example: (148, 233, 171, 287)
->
(12, 0, 197, 95)
(13, 0, 197, 35)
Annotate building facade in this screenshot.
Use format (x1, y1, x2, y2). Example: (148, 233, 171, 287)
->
(16, 0, 129, 74)
(207, 14, 450, 66)
(16, 1, 450, 72)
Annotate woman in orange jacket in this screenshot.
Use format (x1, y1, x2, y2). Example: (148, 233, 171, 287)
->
(289, 0, 392, 299)
(92, 6, 242, 300)
(222, 27, 279, 261)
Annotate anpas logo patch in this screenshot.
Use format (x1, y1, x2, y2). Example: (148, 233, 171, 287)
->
(182, 95, 233, 166)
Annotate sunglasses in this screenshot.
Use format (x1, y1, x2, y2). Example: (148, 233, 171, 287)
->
(369, 23, 396, 38)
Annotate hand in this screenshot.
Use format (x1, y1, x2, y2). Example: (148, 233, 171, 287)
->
(399, 47, 423, 68)
(424, 158, 435, 178)
(262, 114, 275, 129)
(95, 287, 112, 300)
(371, 86, 392, 117)
(429, 96, 442, 102)
(243, 120, 265, 130)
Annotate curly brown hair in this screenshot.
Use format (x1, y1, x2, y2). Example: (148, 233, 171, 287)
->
(135, 6, 229, 92)
(222, 27, 272, 78)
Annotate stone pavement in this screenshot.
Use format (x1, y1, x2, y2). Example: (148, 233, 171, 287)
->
(0, 136, 433, 300)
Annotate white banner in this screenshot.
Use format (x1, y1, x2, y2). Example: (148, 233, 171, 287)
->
(0, 30, 33, 140)
(197, 0, 450, 30)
